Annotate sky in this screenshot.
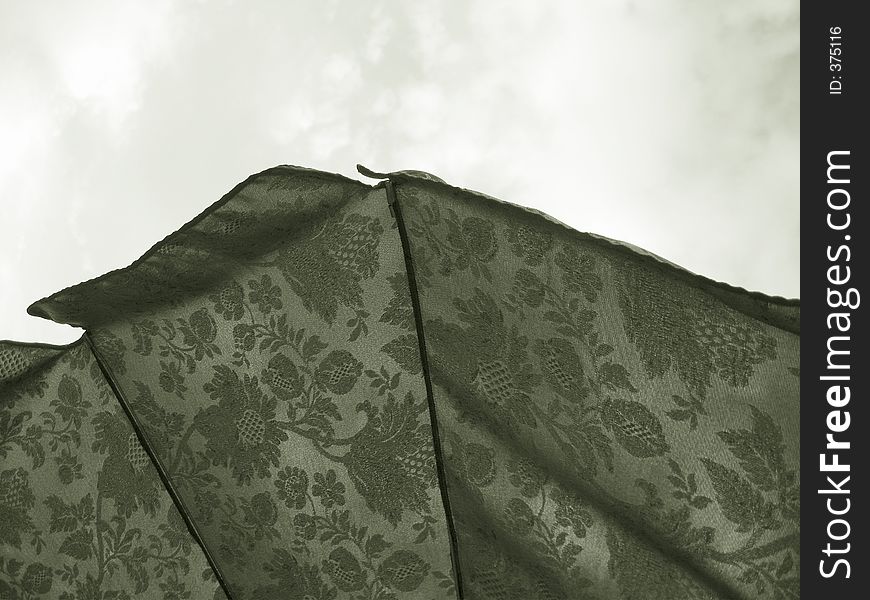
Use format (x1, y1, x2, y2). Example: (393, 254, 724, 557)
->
(0, 0, 799, 345)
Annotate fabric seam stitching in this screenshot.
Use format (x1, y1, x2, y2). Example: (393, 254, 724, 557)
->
(385, 179, 465, 599)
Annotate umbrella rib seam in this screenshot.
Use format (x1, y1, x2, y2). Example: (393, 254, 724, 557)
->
(385, 179, 465, 600)
(84, 332, 236, 600)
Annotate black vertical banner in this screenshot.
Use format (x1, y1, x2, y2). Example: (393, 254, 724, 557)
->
(803, 2, 868, 598)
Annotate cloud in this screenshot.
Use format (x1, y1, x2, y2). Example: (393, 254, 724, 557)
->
(0, 0, 799, 343)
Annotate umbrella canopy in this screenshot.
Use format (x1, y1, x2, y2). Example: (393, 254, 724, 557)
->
(3, 164, 799, 599)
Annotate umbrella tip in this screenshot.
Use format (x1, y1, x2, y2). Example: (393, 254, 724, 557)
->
(357, 164, 388, 179)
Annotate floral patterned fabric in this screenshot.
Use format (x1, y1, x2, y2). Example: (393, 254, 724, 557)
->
(0, 338, 225, 600)
(392, 174, 800, 600)
(3, 164, 799, 599)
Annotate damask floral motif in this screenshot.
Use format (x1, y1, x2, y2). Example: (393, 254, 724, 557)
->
(1, 340, 224, 599)
(253, 549, 332, 600)
(324, 547, 366, 592)
(451, 441, 496, 488)
(92, 409, 161, 516)
(262, 353, 305, 401)
(0, 468, 35, 547)
(54, 375, 88, 424)
(55, 448, 83, 484)
(271, 212, 383, 325)
(0, 349, 52, 405)
(403, 199, 499, 284)
(504, 497, 535, 536)
(247, 274, 283, 315)
(380, 334, 423, 375)
(209, 281, 246, 322)
(242, 492, 279, 539)
(0, 346, 31, 381)
(617, 261, 778, 400)
(377, 549, 429, 592)
(555, 244, 603, 303)
(232, 323, 256, 353)
(158, 360, 186, 395)
(181, 308, 219, 360)
(425, 289, 541, 429)
(551, 488, 592, 539)
(448, 216, 498, 267)
(13, 165, 798, 599)
(21, 562, 53, 594)
(380, 272, 414, 331)
(314, 350, 363, 395)
(341, 392, 436, 526)
(196, 365, 288, 484)
(508, 458, 546, 498)
(293, 513, 317, 540)
(600, 398, 669, 458)
(312, 469, 346, 509)
(513, 268, 547, 307)
(397, 175, 799, 599)
(534, 337, 589, 405)
(507, 224, 553, 266)
(275, 466, 309, 510)
(606, 524, 713, 600)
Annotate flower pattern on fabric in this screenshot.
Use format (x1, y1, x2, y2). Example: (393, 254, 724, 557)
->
(551, 488, 593, 539)
(16, 165, 799, 599)
(181, 308, 220, 360)
(341, 392, 438, 526)
(507, 224, 553, 267)
(0, 468, 35, 547)
(242, 492, 279, 539)
(508, 458, 546, 499)
(377, 549, 430, 592)
(196, 366, 288, 485)
(314, 350, 363, 395)
(252, 549, 332, 600)
(0, 340, 225, 599)
(617, 260, 778, 399)
(452, 441, 496, 488)
(275, 466, 309, 510)
(312, 470, 346, 509)
(209, 281, 246, 322)
(92, 410, 162, 517)
(271, 212, 383, 326)
(247, 274, 284, 315)
(425, 288, 541, 430)
(398, 176, 799, 600)
(24, 170, 456, 599)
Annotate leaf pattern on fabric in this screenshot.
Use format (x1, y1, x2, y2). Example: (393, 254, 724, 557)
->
(606, 524, 714, 600)
(0, 339, 225, 599)
(196, 366, 288, 485)
(716, 406, 789, 493)
(10, 164, 799, 599)
(616, 261, 779, 401)
(24, 169, 457, 599)
(340, 391, 438, 526)
(702, 459, 770, 533)
(600, 399, 669, 458)
(271, 212, 383, 326)
(397, 175, 799, 600)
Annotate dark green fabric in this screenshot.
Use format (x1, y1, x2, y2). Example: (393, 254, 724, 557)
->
(2, 165, 799, 599)
(394, 177, 799, 600)
(0, 339, 225, 599)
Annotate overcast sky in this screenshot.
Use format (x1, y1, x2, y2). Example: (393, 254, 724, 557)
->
(0, 0, 799, 345)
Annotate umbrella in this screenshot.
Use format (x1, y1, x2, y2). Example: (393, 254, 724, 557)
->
(2, 164, 800, 599)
